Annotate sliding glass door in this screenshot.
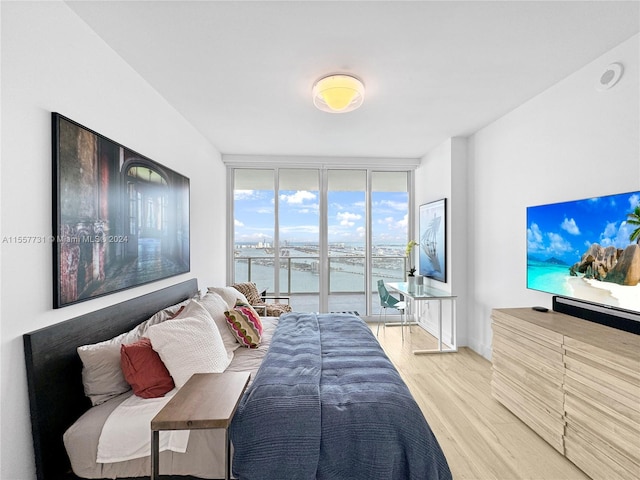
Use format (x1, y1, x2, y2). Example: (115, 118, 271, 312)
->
(232, 169, 275, 290)
(370, 171, 410, 315)
(278, 169, 320, 311)
(327, 169, 366, 313)
(231, 167, 411, 316)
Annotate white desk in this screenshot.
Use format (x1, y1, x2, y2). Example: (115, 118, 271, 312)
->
(386, 282, 457, 355)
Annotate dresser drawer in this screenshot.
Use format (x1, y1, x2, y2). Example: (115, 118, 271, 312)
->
(492, 310, 564, 350)
(493, 326, 564, 385)
(491, 371, 565, 453)
(565, 422, 639, 480)
(490, 307, 640, 479)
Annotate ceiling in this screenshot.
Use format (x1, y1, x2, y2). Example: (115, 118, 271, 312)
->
(65, 1, 639, 160)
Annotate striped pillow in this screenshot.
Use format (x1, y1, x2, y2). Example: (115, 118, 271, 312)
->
(224, 301, 263, 348)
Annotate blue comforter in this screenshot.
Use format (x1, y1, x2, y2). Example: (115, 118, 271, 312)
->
(230, 313, 452, 480)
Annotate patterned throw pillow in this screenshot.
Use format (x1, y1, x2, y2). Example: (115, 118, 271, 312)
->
(224, 300, 263, 348)
(231, 282, 262, 306)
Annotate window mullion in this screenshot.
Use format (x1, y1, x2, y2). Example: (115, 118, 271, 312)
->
(273, 169, 280, 295)
(319, 168, 329, 313)
(366, 169, 372, 316)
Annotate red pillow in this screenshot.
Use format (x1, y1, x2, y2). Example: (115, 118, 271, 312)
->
(120, 337, 174, 398)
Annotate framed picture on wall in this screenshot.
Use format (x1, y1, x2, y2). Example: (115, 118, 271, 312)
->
(52, 113, 190, 308)
(419, 198, 446, 283)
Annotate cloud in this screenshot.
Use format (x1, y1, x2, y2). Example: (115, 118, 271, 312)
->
(234, 219, 244, 227)
(234, 232, 273, 243)
(527, 223, 544, 251)
(603, 221, 618, 238)
(337, 211, 362, 227)
(547, 232, 573, 255)
(280, 190, 316, 204)
(561, 217, 580, 235)
(329, 200, 365, 213)
(378, 216, 392, 225)
(280, 225, 319, 235)
(600, 220, 635, 248)
(376, 199, 408, 211)
(629, 193, 640, 209)
(600, 221, 617, 247)
(234, 189, 256, 200)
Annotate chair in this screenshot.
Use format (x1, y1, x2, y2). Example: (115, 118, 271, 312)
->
(376, 280, 407, 340)
(232, 282, 292, 317)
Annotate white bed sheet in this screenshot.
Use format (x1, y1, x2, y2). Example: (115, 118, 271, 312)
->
(96, 387, 189, 463)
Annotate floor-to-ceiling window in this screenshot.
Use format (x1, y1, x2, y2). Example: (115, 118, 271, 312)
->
(370, 171, 410, 314)
(232, 169, 275, 290)
(327, 169, 366, 312)
(230, 165, 412, 317)
(278, 168, 320, 311)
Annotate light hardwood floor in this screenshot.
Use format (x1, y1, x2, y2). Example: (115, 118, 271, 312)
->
(371, 323, 591, 480)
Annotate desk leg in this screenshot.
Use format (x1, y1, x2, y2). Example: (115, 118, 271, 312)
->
(452, 298, 457, 350)
(438, 299, 443, 352)
(151, 430, 159, 480)
(225, 428, 230, 480)
(413, 298, 458, 355)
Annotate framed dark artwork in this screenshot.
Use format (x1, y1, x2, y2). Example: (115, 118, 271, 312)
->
(419, 198, 446, 282)
(52, 113, 190, 308)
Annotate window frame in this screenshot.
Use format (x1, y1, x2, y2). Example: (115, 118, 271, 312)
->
(225, 157, 418, 318)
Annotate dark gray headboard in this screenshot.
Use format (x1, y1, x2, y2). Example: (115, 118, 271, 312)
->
(23, 278, 199, 480)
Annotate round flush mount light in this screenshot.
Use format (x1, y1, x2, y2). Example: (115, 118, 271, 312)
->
(312, 74, 365, 113)
(596, 62, 623, 91)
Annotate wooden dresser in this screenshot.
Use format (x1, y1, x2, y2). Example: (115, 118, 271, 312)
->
(491, 308, 640, 480)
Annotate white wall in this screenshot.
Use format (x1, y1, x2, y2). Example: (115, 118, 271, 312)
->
(464, 34, 640, 358)
(416, 138, 468, 348)
(1, 2, 226, 478)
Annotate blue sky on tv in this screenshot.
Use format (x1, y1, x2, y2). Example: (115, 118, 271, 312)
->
(527, 191, 640, 264)
(234, 190, 409, 244)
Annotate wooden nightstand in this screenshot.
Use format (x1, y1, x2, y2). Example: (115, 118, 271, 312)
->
(150, 371, 251, 480)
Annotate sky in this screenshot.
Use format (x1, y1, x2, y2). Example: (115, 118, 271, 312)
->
(234, 189, 409, 245)
(527, 191, 640, 264)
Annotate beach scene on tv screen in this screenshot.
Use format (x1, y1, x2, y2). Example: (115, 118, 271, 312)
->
(527, 191, 640, 312)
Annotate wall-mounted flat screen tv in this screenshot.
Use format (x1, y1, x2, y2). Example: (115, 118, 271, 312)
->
(527, 190, 640, 315)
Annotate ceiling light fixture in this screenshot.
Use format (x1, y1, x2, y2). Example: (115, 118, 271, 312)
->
(312, 74, 365, 113)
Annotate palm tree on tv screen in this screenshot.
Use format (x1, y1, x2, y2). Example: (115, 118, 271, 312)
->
(628, 205, 640, 244)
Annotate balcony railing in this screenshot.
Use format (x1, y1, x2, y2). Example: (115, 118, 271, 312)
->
(234, 255, 408, 316)
(235, 255, 406, 293)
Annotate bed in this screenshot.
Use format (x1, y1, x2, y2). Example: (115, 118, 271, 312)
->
(24, 279, 201, 480)
(24, 278, 451, 480)
(230, 312, 452, 480)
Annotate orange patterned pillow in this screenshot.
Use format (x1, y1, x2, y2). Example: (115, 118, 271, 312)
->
(224, 300, 263, 348)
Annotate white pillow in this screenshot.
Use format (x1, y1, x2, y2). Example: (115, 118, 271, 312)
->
(198, 292, 241, 357)
(207, 286, 249, 309)
(147, 301, 231, 388)
(77, 298, 190, 405)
